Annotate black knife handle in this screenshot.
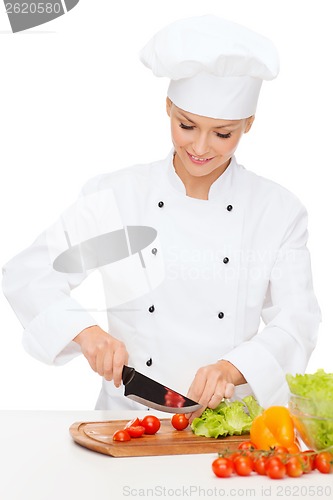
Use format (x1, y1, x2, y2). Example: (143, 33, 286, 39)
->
(122, 365, 135, 385)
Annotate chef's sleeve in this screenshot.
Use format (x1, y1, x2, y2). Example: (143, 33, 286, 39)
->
(222, 204, 321, 407)
(2, 183, 121, 365)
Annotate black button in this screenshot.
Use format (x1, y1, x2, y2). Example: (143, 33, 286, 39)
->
(223, 257, 229, 264)
(158, 201, 164, 208)
(152, 248, 158, 255)
(218, 312, 224, 319)
(226, 205, 233, 211)
(146, 358, 153, 367)
(148, 305, 155, 313)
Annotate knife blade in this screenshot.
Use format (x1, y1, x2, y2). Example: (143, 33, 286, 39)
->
(122, 365, 202, 414)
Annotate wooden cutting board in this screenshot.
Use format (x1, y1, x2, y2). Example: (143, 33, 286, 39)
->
(69, 419, 250, 457)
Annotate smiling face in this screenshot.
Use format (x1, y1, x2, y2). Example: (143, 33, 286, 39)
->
(166, 98, 254, 181)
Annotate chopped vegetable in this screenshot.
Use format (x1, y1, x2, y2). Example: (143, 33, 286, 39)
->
(126, 425, 145, 438)
(191, 396, 263, 439)
(113, 429, 131, 442)
(250, 406, 300, 454)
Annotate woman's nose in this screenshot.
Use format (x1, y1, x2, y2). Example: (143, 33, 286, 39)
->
(192, 133, 210, 156)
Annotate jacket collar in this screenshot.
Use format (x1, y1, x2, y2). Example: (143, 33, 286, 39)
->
(165, 149, 237, 202)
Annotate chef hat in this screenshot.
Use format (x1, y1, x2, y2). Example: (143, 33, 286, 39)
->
(140, 15, 279, 119)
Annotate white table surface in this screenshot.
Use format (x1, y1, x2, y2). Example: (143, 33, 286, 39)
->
(0, 410, 332, 500)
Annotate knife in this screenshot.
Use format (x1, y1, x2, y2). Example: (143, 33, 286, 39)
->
(122, 365, 202, 414)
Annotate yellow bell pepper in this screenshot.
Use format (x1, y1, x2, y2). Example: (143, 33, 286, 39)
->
(250, 406, 300, 454)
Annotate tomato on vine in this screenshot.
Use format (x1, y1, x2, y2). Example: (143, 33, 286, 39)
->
(265, 456, 286, 479)
(315, 451, 333, 474)
(212, 457, 234, 478)
(233, 455, 253, 476)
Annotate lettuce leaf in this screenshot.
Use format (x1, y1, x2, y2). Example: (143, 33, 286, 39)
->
(286, 369, 333, 418)
(286, 369, 333, 450)
(191, 396, 263, 439)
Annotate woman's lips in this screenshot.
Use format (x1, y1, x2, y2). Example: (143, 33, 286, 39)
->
(186, 151, 214, 165)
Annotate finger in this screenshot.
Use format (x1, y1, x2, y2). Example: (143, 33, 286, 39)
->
(103, 349, 114, 381)
(95, 349, 105, 377)
(198, 375, 221, 409)
(187, 373, 207, 404)
(112, 345, 128, 388)
(225, 382, 235, 399)
(187, 407, 204, 423)
(207, 392, 225, 409)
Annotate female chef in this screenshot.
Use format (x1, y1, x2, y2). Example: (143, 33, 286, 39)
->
(2, 16, 321, 418)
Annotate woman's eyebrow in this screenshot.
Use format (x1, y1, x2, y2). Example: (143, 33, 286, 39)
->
(177, 111, 196, 123)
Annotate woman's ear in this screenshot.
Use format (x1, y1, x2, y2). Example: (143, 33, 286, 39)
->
(244, 115, 255, 133)
(166, 97, 172, 117)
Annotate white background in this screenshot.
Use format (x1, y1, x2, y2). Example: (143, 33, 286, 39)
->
(0, 0, 332, 410)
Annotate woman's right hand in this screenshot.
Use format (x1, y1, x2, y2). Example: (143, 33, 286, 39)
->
(73, 325, 128, 387)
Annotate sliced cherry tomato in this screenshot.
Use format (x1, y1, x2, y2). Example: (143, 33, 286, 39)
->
(112, 429, 131, 442)
(126, 425, 145, 438)
(124, 417, 141, 429)
(141, 415, 161, 435)
(212, 457, 234, 478)
(233, 455, 253, 476)
(171, 414, 189, 431)
(286, 456, 303, 478)
(314, 451, 333, 474)
(254, 455, 268, 475)
(265, 456, 286, 479)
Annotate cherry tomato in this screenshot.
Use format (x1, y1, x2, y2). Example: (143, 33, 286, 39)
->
(141, 415, 161, 435)
(286, 456, 303, 478)
(298, 451, 314, 474)
(265, 456, 286, 479)
(301, 450, 316, 471)
(171, 414, 189, 431)
(229, 451, 241, 462)
(112, 429, 131, 442)
(126, 425, 145, 438)
(254, 455, 268, 475)
(238, 441, 257, 451)
(233, 455, 253, 476)
(212, 457, 234, 478)
(314, 451, 333, 474)
(271, 445, 289, 462)
(124, 417, 142, 429)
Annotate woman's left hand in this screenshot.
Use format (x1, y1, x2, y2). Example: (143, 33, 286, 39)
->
(186, 360, 246, 423)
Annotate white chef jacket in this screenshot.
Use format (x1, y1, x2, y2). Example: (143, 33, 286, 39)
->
(2, 151, 321, 410)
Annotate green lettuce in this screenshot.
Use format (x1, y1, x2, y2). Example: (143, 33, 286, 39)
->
(286, 369, 333, 418)
(191, 396, 263, 439)
(286, 369, 333, 450)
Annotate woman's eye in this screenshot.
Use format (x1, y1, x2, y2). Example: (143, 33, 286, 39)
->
(216, 132, 231, 139)
(179, 122, 194, 130)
